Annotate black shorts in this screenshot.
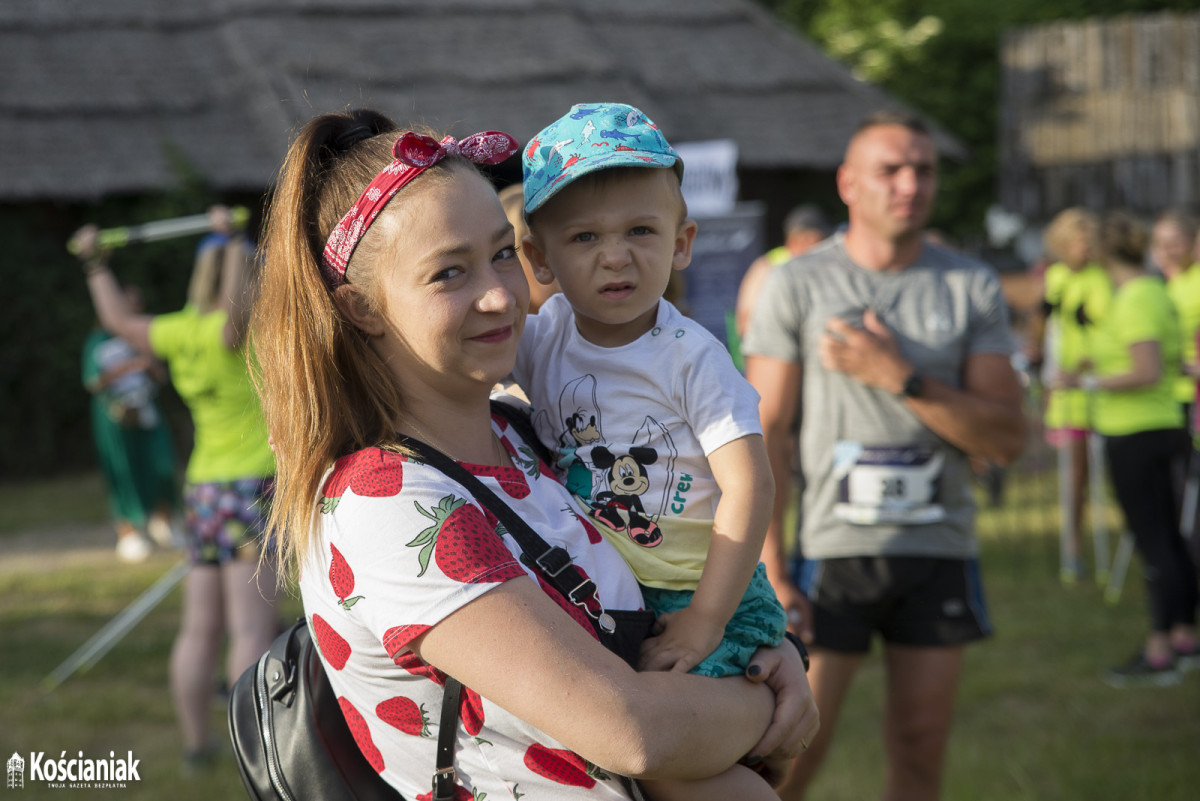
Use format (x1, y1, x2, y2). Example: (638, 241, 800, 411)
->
(795, 556, 992, 653)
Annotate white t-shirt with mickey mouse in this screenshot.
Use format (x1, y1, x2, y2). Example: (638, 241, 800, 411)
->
(299, 410, 643, 800)
(513, 295, 762, 590)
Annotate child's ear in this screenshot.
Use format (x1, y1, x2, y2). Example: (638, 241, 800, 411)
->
(332, 284, 385, 337)
(522, 232, 557, 286)
(672, 218, 699, 272)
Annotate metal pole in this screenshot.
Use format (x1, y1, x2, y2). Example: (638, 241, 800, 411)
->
(1104, 532, 1136, 605)
(65, 207, 250, 254)
(42, 560, 190, 692)
(1088, 431, 1110, 584)
(1058, 440, 1078, 584)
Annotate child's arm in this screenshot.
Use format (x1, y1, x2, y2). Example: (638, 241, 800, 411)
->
(640, 434, 774, 673)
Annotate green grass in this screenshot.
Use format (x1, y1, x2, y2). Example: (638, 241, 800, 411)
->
(805, 453, 1200, 800)
(0, 490, 303, 800)
(0, 471, 110, 534)
(2, 466, 1198, 800)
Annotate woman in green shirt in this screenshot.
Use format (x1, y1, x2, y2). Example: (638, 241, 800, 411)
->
(1056, 211, 1198, 687)
(73, 209, 278, 769)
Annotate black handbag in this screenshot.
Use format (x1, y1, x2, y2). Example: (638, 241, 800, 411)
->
(227, 618, 409, 800)
(228, 401, 653, 801)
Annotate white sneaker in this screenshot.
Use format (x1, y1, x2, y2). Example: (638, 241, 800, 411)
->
(116, 534, 154, 563)
(146, 516, 176, 548)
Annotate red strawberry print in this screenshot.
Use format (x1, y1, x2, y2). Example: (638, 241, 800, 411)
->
(394, 650, 447, 683)
(328, 543, 364, 610)
(523, 743, 609, 788)
(460, 686, 485, 736)
(393, 652, 486, 735)
(321, 448, 407, 513)
(571, 509, 603, 544)
(407, 494, 526, 583)
(376, 695, 431, 737)
(312, 613, 351, 671)
(463, 457, 531, 500)
(338, 697, 384, 772)
(416, 785, 478, 801)
(513, 443, 545, 479)
(383, 623, 430, 660)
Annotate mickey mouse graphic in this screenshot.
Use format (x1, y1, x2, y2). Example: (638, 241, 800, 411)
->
(590, 445, 663, 547)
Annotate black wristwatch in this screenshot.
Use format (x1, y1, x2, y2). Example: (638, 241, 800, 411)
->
(784, 631, 810, 672)
(900, 372, 925, 399)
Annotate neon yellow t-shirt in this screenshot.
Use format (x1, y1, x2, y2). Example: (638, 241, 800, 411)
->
(1044, 262, 1111, 429)
(149, 307, 275, 483)
(1167, 263, 1200, 405)
(1091, 275, 1183, 437)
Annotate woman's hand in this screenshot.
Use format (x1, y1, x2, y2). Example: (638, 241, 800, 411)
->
(71, 224, 101, 263)
(207, 204, 233, 235)
(1048, 369, 1079, 391)
(742, 640, 819, 786)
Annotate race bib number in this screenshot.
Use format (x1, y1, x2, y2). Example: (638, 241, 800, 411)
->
(832, 441, 946, 525)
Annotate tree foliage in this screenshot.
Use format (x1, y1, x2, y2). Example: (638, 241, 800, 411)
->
(757, 0, 1198, 239)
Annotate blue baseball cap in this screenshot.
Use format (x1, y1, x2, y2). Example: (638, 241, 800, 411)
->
(522, 102, 683, 215)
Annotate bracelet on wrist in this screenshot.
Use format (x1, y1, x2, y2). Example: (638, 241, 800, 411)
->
(784, 631, 810, 672)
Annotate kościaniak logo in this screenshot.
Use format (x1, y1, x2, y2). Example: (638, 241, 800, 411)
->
(7, 753, 24, 789)
(7, 749, 142, 790)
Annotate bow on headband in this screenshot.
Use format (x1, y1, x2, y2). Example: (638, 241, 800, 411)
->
(321, 130, 520, 289)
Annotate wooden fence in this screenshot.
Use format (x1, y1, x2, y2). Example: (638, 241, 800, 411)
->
(998, 11, 1200, 222)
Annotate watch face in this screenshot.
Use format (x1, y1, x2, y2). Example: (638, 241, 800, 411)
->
(903, 373, 924, 398)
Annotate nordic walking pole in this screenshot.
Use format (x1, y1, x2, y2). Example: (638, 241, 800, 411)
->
(1104, 531, 1135, 605)
(1043, 319, 1078, 583)
(42, 559, 190, 692)
(1087, 431, 1110, 584)
(65, 207, 250, 254)
(1057, 440, 1077, 583)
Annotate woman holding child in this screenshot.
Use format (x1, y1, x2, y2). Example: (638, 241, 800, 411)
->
(251, 107, 817, 800)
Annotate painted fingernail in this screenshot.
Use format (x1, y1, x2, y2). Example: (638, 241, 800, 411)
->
(744, 755, 763, 766)
(747, 664, 762, 677)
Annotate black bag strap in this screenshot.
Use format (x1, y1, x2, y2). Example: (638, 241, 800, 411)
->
(398, 421, 615, 639)
(433, 679, 463, 801)
(399, 402, 625, 800)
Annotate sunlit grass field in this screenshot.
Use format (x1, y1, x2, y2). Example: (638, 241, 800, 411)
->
(1, 457, 1197, 800)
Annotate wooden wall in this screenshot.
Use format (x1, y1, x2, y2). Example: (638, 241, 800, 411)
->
(999, 11, 1200, 223)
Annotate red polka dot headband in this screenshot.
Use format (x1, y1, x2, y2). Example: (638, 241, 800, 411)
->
(320, 130, 519, 290)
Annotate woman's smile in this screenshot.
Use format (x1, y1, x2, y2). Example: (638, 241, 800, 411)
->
(468, 324, 515, 344)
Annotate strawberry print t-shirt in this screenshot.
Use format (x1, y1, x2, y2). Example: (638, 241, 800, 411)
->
(298, 410, 645, 801)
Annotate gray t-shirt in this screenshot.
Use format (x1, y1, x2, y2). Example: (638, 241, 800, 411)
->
(743, 234, 1014, 560)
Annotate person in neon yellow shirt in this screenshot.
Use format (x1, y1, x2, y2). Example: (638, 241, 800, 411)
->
(1054, 211, 1198, 687)
(1030, 208, 1110, 581)
(73, 208, 278, 769)
(1151, 211, 1200, 418)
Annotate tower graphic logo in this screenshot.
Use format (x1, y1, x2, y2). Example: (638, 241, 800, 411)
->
(7, 752, 24, 789)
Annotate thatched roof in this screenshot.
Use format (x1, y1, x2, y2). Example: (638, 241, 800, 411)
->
(1, 0, 964, 202)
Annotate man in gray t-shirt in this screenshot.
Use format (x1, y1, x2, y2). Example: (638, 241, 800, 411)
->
(743, 111, 1025, 801)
